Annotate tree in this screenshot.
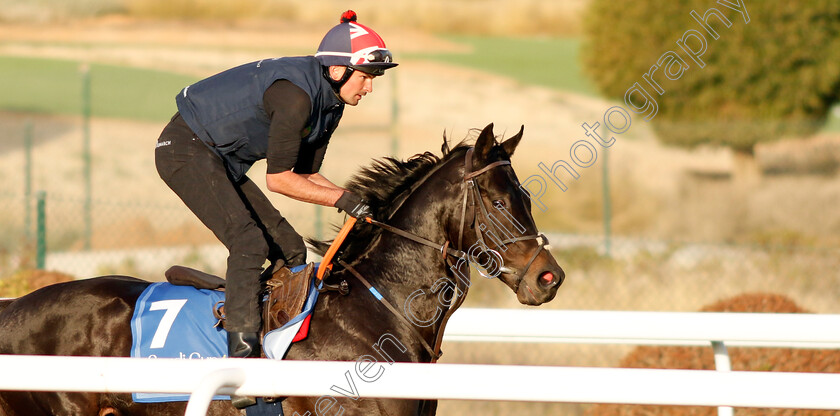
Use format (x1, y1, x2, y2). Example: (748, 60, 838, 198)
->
(582, 0, 840, 156)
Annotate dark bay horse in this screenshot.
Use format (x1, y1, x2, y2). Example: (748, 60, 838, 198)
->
(0, 123, 564, 416)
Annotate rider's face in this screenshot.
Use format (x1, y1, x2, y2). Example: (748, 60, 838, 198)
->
(331, 67, 376, 106)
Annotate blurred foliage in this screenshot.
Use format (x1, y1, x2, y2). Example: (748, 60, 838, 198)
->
(756, 133, 840, 175)
(0, 270, 30, 297)
(0, 0, 586, 36)
(0, 0, 123, 22)
(0, 269, 73, 297)
(124, 0, 293, 20)
(582, 0, 840, 153)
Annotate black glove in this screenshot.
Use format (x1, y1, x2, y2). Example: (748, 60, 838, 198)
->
(334, 191, 373, 219)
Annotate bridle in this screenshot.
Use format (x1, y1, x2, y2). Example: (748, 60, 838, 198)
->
(458, 147, 550, 283)
(369, 147, 549, 279)
(322, 146, 550, 361)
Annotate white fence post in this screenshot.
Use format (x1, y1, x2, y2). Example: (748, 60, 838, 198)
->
(712, 341, 733, 416)
(183, 368, 245, 416)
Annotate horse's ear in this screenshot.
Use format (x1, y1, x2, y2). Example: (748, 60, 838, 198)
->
(441, 129, 451, 155)
(501, 125, 524, 157)
(474, 123, 496, 161)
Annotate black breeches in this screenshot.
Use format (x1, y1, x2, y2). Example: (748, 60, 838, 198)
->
(155, 114, 306, 332)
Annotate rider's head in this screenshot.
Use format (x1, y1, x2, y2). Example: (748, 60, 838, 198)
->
(316, 10, 397, 104)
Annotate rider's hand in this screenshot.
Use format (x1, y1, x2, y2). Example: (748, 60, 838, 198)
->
(334, 191, 373, 219)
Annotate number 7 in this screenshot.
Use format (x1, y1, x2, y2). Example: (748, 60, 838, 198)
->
(149, 299, 188, 349)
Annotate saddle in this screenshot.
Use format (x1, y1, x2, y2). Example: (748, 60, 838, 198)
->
(164, 263, 315, 334)
(164, 263, 315, 409)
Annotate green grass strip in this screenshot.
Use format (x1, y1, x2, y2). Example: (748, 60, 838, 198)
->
(409, 35, 598, 96)
(0, 56, 198, 121)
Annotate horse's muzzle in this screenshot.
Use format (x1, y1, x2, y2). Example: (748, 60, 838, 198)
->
(515, 256, 564, 306)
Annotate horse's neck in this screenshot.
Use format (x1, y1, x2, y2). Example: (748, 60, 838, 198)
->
(360, 162, 462, 290)
(353, 215, 452, 310)
(343, 177, 464, 360)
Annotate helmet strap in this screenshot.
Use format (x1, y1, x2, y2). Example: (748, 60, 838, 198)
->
(323, 65, 356, 96)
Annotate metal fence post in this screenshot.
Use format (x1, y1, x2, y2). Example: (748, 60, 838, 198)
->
(81, 63, 92, 251)
(36, 191, 46, 270)
(601, 142, 612, 258)
(24, 121, 33, 242)
(390, 71, 399, 158)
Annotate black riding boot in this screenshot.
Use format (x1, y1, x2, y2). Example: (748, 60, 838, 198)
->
(228, 332, 260, 409)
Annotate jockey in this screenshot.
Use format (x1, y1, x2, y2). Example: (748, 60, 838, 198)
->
(155, 10, 396, 364)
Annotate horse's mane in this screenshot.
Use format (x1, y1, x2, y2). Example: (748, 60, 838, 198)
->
(307, 132, 477, 261)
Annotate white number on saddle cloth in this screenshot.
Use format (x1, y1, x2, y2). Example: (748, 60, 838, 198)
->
(148, 299, 188, 349)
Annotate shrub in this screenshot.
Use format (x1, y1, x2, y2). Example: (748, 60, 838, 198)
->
(582, 0, 840, 154)
(585, 293, 840, 416)
(0, 269, 75, 297)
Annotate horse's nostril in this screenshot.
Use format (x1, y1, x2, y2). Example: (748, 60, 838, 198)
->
(539, 271, 555, 286)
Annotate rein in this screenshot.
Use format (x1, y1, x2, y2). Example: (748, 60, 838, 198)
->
(336, 259, 441, 360)
(318, 147, 547, 362)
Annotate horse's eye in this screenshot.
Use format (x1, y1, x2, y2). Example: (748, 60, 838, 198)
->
(493, 199, 506, 208)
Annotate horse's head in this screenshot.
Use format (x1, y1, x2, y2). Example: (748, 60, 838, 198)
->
(319, 124, 563, 306)
(453, 123, 564, 306)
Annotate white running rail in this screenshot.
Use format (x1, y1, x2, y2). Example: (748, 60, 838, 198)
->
(443, 309, 840, 416)
(0, 356, 838, 415)
(0, 309, 839, 416)
(443, 309, 840, 348)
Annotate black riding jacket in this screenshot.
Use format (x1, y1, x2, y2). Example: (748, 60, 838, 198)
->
(176, 56, 345, 181)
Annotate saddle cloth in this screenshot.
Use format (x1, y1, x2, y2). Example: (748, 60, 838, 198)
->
(130, 264, 320, 403)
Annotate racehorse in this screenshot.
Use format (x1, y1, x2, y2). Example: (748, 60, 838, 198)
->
(0, 123, 564, 416)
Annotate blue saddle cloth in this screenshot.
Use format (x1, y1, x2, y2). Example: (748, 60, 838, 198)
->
(130, 282, 228, 402)
(130, 264, 318, 405)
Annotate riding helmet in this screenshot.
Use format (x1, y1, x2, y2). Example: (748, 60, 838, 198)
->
(315, 10, 398, 76)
